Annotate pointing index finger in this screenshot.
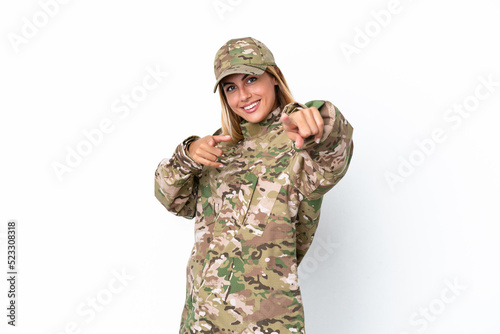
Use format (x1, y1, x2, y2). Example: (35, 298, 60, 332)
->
(212, 135, 232, 144)
(280, 113, 296, 126)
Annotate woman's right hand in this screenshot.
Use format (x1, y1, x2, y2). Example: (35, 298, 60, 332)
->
(188, 135, 232, 167)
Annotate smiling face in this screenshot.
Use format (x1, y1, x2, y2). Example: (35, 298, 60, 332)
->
(221, 71, 279, 123)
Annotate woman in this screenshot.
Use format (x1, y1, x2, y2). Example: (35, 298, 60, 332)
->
(155, 37, 354, 333)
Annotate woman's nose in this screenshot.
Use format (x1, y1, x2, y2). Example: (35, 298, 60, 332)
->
(239, 85, 251, 101)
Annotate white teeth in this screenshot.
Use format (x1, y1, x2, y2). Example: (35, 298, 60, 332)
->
(243, 101, 259, 110)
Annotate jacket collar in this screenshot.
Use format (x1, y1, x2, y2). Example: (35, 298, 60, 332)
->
(240, 105, 283, 139)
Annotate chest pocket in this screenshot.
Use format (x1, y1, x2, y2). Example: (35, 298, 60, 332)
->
(215, 174, 283, 237)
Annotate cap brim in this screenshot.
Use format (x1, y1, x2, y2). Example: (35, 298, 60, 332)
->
(213, 64, 267, 93)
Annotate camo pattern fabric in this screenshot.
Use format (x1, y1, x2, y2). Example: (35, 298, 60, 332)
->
(154, 100, 354, 333)
(214, 37, 275, 74)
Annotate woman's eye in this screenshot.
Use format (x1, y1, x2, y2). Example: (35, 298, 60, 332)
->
(226, 85, 235, 92)
(247, 77, 257, 84)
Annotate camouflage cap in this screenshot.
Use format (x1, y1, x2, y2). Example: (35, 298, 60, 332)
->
(213, 37, 276, 93)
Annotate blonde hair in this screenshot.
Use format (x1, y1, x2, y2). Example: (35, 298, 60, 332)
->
(218, 65, 294, 144)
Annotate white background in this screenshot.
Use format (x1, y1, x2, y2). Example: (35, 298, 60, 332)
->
(1, 0, 499, 333)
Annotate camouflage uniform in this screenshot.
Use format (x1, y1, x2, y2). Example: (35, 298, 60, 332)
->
(155, 100, 354, 333)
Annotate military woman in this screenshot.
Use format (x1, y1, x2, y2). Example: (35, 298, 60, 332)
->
(155, 37, 354, 333)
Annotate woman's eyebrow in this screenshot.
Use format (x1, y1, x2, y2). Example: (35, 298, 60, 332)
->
(222, 74, 250, 87)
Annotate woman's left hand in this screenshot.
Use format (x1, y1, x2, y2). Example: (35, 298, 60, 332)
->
(280, 107, 324, 148)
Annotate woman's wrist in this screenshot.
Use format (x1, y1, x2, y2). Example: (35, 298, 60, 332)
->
(181, 135, 201, 161)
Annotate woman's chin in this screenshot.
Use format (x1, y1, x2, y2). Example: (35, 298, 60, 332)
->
(241, 109, 272, 123)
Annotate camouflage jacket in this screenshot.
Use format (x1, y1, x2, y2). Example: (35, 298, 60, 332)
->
(154, 100, 354, 333)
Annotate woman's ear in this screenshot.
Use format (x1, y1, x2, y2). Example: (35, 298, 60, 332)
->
(273, 66, 281, 85)
(272, 74, 278, 85)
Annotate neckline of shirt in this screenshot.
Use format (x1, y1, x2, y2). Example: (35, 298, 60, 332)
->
(240, 105, 282, 140)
